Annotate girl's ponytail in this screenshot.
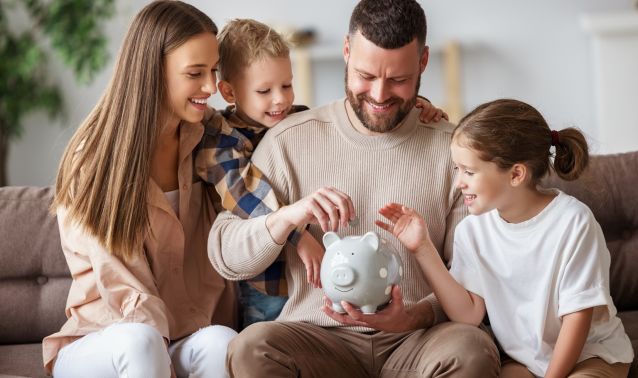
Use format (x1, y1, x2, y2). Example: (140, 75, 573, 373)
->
(454, 99, 591, 185)
(551, 127, 589, 181)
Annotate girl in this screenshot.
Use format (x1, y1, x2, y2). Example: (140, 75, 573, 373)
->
(43, 2, 238, 377)
(376, 99, 633, 377)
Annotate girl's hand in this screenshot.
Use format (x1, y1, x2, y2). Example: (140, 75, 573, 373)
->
(415, 97, 449, 123)
(375, 203, 430, 252)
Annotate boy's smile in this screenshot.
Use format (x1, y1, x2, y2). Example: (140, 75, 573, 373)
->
(222, 56, 294, 128)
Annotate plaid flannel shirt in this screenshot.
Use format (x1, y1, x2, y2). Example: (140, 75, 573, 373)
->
(194, 105, 308, 296)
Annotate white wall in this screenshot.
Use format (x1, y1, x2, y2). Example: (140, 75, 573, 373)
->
(7, 0, 634, 186)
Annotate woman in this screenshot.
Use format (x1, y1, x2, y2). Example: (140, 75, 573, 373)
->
(43, 2, 237, 377)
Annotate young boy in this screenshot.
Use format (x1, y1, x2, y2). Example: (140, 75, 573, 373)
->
(198, 18, 448, 328)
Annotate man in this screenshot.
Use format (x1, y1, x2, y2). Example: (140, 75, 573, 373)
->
(208, 0, 500, 376)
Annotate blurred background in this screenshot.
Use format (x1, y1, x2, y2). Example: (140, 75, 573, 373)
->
(2, 0, 637, 186)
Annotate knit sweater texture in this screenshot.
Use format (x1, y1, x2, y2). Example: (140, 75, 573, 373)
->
(209, 99, 467, 329)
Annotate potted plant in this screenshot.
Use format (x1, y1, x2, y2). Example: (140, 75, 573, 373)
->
(0, 0, 114, 185)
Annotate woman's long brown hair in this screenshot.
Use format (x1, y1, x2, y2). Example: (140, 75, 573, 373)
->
(53, 1, 217, 260)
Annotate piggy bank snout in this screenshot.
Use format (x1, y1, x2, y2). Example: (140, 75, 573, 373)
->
(331, 267, 356, 286)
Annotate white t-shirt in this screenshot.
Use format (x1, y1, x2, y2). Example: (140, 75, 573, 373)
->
(450, 189, 633, 377)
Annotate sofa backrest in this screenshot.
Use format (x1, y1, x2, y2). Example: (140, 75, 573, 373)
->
(0, 186, 70, 344)
(544, 151, 638, 312)
(0, 152, 636, 344)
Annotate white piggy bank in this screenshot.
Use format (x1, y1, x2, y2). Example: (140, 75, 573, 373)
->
(320, 231, 403, 314)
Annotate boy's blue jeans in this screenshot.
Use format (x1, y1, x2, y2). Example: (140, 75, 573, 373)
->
(238, 281, 287, 328)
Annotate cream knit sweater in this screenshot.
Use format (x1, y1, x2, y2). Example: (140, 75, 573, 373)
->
(209, 99, 467, 329)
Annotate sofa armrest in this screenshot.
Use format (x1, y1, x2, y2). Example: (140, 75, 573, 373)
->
(0, 186, 70, 344)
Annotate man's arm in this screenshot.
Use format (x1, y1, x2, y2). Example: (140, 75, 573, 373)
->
(206, 116, 356, 281)
(209, 187, 356, 280)
(208, 211, 285, 280)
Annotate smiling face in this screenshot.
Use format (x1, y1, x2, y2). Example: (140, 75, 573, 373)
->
(164, 32, 219, 127)
(451, 137, 514, 216)
(344, 31, 427, 133)
(220, 56, 294, 128)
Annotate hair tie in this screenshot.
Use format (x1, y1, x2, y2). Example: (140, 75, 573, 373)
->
(550, 130, 560, 146)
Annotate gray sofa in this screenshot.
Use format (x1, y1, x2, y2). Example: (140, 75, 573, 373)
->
(1, 151, 637, 377)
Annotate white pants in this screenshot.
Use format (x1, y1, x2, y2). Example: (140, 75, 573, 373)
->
(52, 323, 237, 378)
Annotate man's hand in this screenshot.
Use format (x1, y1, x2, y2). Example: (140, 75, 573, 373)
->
(296, 231, 324, 288)
(322, 285, 430, 332)
(280, 186, 355, 230)
(267, 186, 355, 244)
(416, 97, 449, 123)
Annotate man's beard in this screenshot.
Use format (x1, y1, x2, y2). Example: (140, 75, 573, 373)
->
(344, 65, 420, 133)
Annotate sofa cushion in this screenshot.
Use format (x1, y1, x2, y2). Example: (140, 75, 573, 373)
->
(544, 151, 638, 312)
(0, 187, 70, 344)
(618, 311, 638, 376)
(0, 343, 47, 378)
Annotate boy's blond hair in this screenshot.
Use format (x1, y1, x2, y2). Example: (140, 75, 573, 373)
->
(218, 18, 290, 82)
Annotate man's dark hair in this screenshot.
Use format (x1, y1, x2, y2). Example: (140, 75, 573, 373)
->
(348, 0, 426, 50)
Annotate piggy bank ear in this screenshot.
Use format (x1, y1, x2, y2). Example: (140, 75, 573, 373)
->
(361, 232, 379, 250)
(323, 232, 341, 248)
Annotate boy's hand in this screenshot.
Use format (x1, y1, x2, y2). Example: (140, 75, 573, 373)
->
(415, 97, 448, 123)
(375, 203, 430, 252)
(296, 230, 324, 288)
